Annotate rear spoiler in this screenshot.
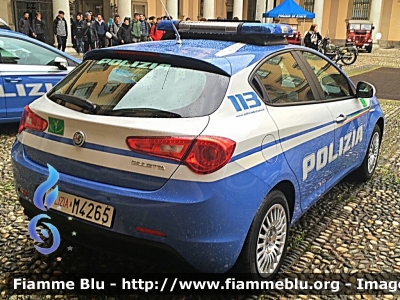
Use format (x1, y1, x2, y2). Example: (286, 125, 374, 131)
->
(83, 49, 232, 76)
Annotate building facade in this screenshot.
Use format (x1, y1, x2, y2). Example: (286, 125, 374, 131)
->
(0, 0, 399, 47)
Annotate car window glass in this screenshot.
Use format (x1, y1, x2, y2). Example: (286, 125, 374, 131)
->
(48, 58, 229, 118)
(255, 52, 316, 104)
(302, 51, 352, 100)
(0, 36, 61, 66)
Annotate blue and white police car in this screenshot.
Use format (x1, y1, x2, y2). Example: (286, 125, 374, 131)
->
(12, 21, 384, 278)
(0, 29, 80, 123)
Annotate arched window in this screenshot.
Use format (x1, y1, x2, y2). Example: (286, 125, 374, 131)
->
(352, 0, 370, 20)
(303, 0, 315, 12)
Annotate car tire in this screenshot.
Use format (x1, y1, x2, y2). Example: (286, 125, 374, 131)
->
(350, 124, 381, 182)
(232, 190, 290, 280)
(367, 45, 373, 53)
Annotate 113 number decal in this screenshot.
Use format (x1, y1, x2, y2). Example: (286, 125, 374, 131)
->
(228, 91, 262, 112)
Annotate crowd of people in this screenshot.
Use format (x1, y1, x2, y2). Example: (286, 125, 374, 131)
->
(70, 11, 179, 55)
(19, 11, 322, 55)
(18, 10, 202, 55)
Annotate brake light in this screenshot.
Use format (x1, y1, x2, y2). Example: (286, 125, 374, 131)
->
(18, 106, 48, 134)
(126, 136, 236, 174)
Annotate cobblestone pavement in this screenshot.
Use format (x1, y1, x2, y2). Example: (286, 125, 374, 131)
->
(1, 49, 400, 300)
(343, 48, 400, 75)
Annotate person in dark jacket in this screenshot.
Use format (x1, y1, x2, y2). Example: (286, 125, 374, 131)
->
(19, 12, 36, 38)
(72, 13, 84, 55)
(53, 10, 68, 51)
(304, 24, 322, 51)
(83, 12, 98, 52)
(94, 14, 108, 48)
(108, 14, 122, 46)
(140, 14, 151, 41)
(117, 17, 132, 44)
(33, 12, 45, 42)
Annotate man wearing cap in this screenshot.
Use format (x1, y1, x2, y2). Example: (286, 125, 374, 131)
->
(83, 12, 98, 52)
(53, 10, 68, 51)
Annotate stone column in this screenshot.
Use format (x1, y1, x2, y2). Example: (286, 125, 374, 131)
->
(369, 0, 383, 43)
(166, 0, 179, 19)
(117, 0, 132, 20)
(52, 0, 72, 47)
(255, 0, 267, 22)
(233, 0, 243, 19)
(313, 0, 324, 31)
(203, 0, 215, 19)
(266, 0, 274, 23)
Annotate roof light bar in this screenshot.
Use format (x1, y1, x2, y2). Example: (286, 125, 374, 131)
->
(179, 21, 240, 34)
(241, 23, 292, 35)
(157, 20, 179, 31)
(157, 20, 293, 36)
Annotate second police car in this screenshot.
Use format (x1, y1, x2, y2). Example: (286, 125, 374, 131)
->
(0, 29, 80, 123)
(12, 21, 384, 279)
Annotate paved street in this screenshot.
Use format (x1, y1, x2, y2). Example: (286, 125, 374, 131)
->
(1, 48, 400, 299)
(351, 68, 400, 100)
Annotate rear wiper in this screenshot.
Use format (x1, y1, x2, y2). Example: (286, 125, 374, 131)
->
(49, 93, 97, 112)
(104, 108, 182, 118)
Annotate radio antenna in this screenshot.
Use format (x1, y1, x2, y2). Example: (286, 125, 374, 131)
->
(159, 0, 182, 44)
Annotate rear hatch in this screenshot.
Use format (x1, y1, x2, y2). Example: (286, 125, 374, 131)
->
(20, 51, 231, 191)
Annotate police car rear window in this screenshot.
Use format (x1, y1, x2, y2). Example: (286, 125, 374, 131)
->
(47, 58, 229, 118)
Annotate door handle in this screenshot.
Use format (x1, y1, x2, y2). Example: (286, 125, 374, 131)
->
(5, 77, 22, 83)
(336, 115, 347, 123)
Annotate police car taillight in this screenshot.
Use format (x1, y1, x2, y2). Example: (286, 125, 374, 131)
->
(18, 106, 48, 134)
(126, 136, 236, 174)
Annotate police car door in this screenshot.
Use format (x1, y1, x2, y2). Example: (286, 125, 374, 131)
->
(254, 51, 335, 211)
(0, 36, 71, 119)
(300, 52, 368, 186)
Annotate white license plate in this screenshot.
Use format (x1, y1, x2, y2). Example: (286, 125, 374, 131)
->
(288, 35, 294, 37)
(49, 191, 114, 227)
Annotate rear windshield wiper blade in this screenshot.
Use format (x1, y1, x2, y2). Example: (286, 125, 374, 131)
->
(49, 93, 97, 112)
(105, 108, 182, 118)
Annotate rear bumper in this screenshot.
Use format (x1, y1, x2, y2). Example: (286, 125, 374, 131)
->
(11, 139, 269, 273)
(20, 200, 195, 271)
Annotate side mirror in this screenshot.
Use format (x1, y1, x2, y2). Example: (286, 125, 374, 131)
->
(372, 26, 375, 30)
(54, 57, 68, 70)
(356, 81, 375, 98)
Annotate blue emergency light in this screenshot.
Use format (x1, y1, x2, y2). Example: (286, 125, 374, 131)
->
(157, 20, 293, 36)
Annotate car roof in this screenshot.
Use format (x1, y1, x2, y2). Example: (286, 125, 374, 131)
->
(0, 29, 81, 64)
(85, 39, 299, 76)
